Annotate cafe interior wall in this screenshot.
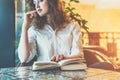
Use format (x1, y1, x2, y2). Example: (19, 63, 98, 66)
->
(71, 1, 120, 32)
(71, 0, 120, 58)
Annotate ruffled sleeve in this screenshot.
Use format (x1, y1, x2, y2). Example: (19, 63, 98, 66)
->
(71, 22, 84, 57)
(26, 27, 37, 63)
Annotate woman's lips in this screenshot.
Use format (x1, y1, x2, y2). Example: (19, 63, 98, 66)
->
(37, 9, 42, 12)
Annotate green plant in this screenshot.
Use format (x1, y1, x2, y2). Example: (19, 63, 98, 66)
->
(62, 0, 89, 36)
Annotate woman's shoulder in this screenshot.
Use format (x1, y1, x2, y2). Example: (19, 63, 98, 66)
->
(29, 26, 36, 30)
(64, 21, 80, 29)
(28, 25, 49, 34)
(28, 26, 40, 35)
(28, 26, 42, 32)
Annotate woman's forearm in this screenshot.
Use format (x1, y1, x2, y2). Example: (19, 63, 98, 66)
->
(18, 11, 37, 63)
(18, 24, 30, 63)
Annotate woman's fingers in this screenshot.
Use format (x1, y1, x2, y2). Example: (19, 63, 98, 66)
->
(26, 10, 37, 19)
(23, 10, 37, 27)
(59, 54, 64, 60)
(56, 55, 60, 62)
(51, 54, 64, 62)
(51, 56, 56, 61)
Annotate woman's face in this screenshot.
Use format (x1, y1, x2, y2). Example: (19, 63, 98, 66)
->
(33, 0, 48, 16)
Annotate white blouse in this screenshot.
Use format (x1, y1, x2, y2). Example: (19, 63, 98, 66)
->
(27, 22, 83, 62)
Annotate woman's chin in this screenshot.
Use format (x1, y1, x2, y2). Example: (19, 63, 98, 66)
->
(37, 12, 48, 17)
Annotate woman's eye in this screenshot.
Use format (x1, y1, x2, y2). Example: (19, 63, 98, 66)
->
(33, 0, 43, 4)
(39, 0, 43, 2)
(33, 0, 36, 4)
(33, 1, 36, 4)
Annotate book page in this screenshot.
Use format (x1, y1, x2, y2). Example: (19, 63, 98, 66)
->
(32, 64, 60, 70)
(33, 61, 59, 66)
(60, 63, 87, 70)
(32, 61, 60, 70)
(58, 58, 86, 66)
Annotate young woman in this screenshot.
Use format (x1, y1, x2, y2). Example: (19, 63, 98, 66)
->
(18, 0, 83, 64)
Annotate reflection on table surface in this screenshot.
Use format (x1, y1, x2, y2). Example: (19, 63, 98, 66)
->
(0, 66, 120, 80)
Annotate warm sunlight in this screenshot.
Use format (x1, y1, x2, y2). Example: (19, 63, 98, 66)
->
(70, 0, 120, 32)
(96, 0, 120, 9)
(80, 0, 120, 9)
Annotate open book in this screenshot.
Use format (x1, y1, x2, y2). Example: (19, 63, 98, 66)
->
(32, 58, 87, 70)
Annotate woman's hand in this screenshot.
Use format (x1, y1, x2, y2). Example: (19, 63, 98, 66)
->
(51, 54, 65, 62)
(23, 10, 37, 29)
(51, 54, 83, 62)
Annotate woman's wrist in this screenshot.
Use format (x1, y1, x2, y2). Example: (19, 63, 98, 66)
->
(22, 23, 29, 31)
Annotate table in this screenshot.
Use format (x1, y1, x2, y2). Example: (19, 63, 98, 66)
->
(0, 66, 120, 80)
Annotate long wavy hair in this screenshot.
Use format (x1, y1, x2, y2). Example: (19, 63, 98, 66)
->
(26, 0, 71, 29)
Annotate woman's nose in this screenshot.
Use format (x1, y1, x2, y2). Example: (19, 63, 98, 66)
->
(36, 2, 40, 8)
